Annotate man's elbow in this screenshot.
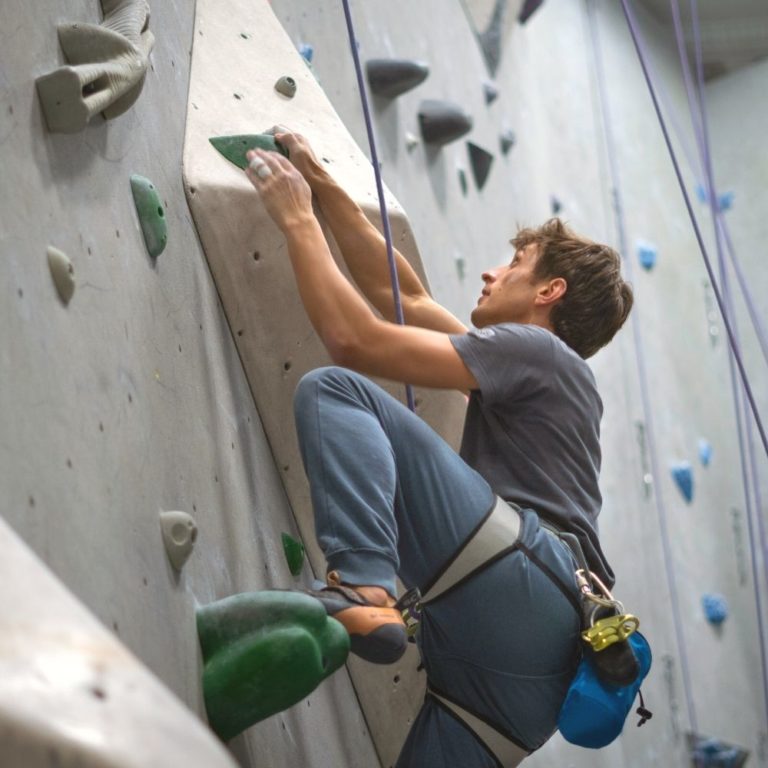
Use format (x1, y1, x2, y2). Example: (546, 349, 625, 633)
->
(325, 331, 366, 370)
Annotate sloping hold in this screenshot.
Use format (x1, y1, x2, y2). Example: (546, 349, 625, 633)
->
(366, 59, 429, 98)
(130, 175, 167, 258)
(688, 733, 748, 768)
(467, 141, 494, 190)
(701, 593, 728, 625)
(418, 100, 473, 146)
(197, 591, 349, 741)
(698, 438, 712, 467)
(518, 0, 546, 24)
(47, 246, 75, 305)
(159, 511, 198, 570)
(281, 532, 305, 576)
(35, 0, 155, 133)
(0, 516, 237, 768)
(483, 81, 499, 105)
(209, 133, 289, 171)
(500, 128, 516, 154)
(636, 240, 658, 271)
(670, 461, 694, 503)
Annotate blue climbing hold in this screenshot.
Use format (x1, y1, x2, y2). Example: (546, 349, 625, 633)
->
(688, 734, 748, 767)
(696, 183, 708, 203)
(698, 439, 712, 467)
(298, 43, 314, 63)
(636, 240, 658, 271)
(701, 594, 728, 625)
(550, 196, 563, 215)
(718, 191, 734, 212)
(670, 461, 693, 503)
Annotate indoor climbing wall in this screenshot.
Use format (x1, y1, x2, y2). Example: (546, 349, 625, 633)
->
(2, 0, 766, 766)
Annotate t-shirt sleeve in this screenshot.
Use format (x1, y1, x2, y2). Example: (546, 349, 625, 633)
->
(450, 324, 555, 404)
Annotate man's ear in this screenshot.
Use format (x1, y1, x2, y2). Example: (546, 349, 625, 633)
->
(535, 277, 567, 306)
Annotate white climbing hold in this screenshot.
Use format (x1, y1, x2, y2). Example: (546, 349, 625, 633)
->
(160, 511, 198, 570)
(47, 246, 75, 305)
(405, 131, 420, 151)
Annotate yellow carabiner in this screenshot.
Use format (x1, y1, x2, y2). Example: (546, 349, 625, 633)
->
(582, 613, 640, 652)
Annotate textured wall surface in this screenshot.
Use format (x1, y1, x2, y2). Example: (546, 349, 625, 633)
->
(1, 0, 766, 766)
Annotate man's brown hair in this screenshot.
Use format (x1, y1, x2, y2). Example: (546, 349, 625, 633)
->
(512, 218, 633, 359)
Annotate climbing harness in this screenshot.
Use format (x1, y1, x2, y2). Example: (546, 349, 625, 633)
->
(396, 496, 651, 761)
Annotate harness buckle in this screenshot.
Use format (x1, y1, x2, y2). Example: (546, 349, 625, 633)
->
(395, 587, 423, 637)
(582, 613, 640, 651)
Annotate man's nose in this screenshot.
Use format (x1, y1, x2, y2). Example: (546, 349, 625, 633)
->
(482, 265, 503, 282)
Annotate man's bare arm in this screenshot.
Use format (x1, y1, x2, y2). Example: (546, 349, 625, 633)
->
(276, 131, 468, 335)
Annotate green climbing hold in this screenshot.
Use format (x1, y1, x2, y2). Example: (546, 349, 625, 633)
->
(129, 175, 167, 258)
(197, 590, 349, 740)
(209, 134, 289, 170)
(281, 532, 305, 576)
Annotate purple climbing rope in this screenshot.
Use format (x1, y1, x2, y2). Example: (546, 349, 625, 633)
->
(619, 0, 768, 462)
(585, 0, 698, 732)
(339, 0, 416, 412)
(674, 0, 768, 728)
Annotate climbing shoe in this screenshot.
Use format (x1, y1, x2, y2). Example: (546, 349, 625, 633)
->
(307, 578, 408, 665)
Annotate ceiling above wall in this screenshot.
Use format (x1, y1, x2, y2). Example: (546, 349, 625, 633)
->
(638, 0, 768, 79)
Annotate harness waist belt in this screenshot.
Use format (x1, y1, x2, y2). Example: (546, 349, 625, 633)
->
(420, 496, 522, 605)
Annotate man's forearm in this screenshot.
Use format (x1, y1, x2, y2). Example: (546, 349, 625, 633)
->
(304, 162, 428, 321)
(283, 215, 384, 360)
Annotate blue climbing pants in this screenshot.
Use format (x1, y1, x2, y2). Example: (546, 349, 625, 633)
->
(293, 367, 582, 765)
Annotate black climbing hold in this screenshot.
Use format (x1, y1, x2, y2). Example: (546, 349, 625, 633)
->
(418, 100, 473, 146)
(483, 81, 499, 105)
(366, 59, 429, 98)
(518, 0, 546, 24)
(500, 128, 516, 155)
(467, 142, 494, 190)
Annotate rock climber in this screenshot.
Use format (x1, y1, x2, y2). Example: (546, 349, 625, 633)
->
(244, 130, 633, 767)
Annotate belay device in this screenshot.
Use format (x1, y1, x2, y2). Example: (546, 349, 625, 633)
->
(557, 563, 653, 748)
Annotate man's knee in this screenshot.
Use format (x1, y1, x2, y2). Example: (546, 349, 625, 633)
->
(293, 366, 355, 422)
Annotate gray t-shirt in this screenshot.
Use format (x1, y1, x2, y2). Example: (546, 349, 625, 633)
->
(450, 323, 614, 587)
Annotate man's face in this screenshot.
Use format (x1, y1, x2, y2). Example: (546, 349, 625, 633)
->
(470, 242, 546, 328)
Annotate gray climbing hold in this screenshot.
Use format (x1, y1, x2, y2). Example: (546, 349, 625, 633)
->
(670, 461, 694, 503)
(130, 175, 167, 258)
(455, 256, 466, 281)
(35, 0, 155, 133)
(476, 0, 506, 76)
(405, 131, 420, 152)
(274, 75, 297, 98)
(366, 59, 429, 98)
(467, 142, 494, 190)
(418, 100, 473, 146)
(500, 128, 516, 155)
(47, 246, 75, 305)
(483, 81, 499, 105)
(160, 511, 198, 571)
(458, 168, 468, 196)
(518, 0, 546, 24)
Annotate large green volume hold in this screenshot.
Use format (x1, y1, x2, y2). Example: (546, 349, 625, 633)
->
(209, 134, 289, 170)
(197, 590, 349, 741)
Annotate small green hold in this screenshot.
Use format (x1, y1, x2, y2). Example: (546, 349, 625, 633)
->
(197, 591, 349, 740)
(129, 174, 167, 258)
(281, 532, 305, 576)
(209, 134, 289, 171)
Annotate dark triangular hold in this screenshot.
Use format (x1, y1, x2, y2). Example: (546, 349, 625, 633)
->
(500, 128, 516, 154)
(366, 59, 429, 98)
(467, 142, 494, 190)
(418, 100, 473, 146)
(483, 81, 499, 105)
(477, 0, 507, 76)
(518, 0, 545, 24)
